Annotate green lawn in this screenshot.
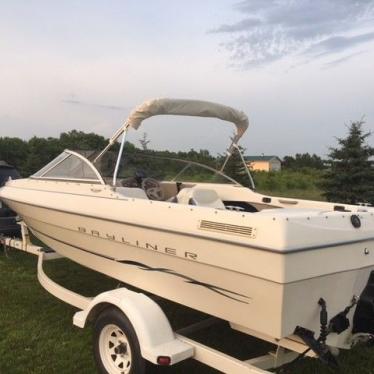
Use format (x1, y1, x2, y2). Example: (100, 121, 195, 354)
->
(1, 250, 374, 373)
(253, 169, 326, 202)
(257, 188, 325, 202)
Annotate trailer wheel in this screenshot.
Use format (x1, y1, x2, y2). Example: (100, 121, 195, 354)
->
(94, 307, 148, 374)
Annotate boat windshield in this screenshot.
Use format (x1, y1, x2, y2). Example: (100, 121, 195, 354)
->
(32, 151, 104, 184)
(31, 146, 253, 189)
(97, 150, 242, 186)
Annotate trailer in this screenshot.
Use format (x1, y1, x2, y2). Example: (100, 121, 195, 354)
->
(1, 222, 321, 374)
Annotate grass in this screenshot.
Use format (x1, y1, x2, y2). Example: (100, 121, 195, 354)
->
(257, 188, 325, 201)
(2, 250, 374, 373)
(252, 169, 326, 202)
(0, 250, 218, 374)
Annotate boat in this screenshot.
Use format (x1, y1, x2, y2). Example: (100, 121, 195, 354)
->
(1, 98, 374, 362)
(0, 161, 21, 237)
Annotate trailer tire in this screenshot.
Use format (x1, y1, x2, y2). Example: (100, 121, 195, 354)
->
(93, 307, 150, 374)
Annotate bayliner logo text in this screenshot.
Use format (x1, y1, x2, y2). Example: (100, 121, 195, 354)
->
(77, 226, 198, 261)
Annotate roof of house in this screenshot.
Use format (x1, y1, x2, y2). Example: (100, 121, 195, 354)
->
(244, 155, 281, 162)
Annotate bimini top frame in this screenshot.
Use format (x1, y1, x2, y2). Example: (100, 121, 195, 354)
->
(93, 98, 250, 187)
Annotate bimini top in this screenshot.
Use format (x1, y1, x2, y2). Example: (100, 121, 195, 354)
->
(109, 98, 249, 144)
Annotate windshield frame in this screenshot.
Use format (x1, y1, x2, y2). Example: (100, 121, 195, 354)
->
(31, 150, 105, 185)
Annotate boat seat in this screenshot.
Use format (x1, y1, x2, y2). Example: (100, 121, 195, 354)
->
(176, 188, 225, 209)
(116, 187, 148, 199)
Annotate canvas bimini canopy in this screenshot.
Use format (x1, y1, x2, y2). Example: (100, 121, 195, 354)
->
(98, 98, 249, 154)
(94, 98, 250, 185)
(126, 98, 249, 139)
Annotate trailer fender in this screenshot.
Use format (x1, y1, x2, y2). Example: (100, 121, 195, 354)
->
(73, 288, 193, 364)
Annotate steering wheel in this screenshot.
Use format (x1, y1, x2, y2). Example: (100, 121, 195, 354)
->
(121, 170, 147, 188)
(121, 177, 139, 188)
(141, 177, 165, 201)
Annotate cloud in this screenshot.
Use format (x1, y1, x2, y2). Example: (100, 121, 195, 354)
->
(210, 17, 262, 33)
(213, 0, 374, 68)
(306, 32, 374, 57)
(322, 50, 367, 69)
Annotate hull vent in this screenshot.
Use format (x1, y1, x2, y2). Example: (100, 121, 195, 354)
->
(199, 220, 257, 239)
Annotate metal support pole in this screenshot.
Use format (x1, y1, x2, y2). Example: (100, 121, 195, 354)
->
(233, 143, 256, 190)
(112, 128, 128, 187)
(93, 126, 126, 164)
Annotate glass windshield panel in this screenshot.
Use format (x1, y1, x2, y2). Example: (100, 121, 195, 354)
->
(43, 154, 98, 180)
(32, 152, 69, 177)
(110, 151, 239, 185)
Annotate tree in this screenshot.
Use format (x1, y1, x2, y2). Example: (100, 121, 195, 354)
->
(220, 145, 251, 187)
(59, 130, 108, 151)
(283, 153, 325, 170)
(139, 132, 150, 150)
(322, 120, 374, 205)
(24, 137, 63, 176)
(0, 137, 29, 175)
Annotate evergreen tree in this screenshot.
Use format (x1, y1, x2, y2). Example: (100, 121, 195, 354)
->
(139, 132, 150, 150)
(221, 145, 251, 187)
(322, 120, 374, 205)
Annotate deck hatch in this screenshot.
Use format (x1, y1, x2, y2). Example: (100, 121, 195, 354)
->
(199, 220, 257, 238)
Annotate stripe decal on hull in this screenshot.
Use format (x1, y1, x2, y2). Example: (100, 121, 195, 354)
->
(29, 226, 251, 304)
(120, 260, 251, 304)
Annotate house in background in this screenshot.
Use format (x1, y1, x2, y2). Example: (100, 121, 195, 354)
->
(244, 155, 282, 172)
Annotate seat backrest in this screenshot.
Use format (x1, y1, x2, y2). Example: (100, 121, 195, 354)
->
(176, 188, 225, 209)
(116, 187, 148, 199)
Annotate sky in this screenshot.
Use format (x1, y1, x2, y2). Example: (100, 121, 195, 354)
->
(1, 0, 374, 157)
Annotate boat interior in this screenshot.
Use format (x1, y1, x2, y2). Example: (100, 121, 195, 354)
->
(29, 149, 369, 215)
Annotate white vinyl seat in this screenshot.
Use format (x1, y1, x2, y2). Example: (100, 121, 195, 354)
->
(116, 187, 148, 199)
(176, 188, 225, 209)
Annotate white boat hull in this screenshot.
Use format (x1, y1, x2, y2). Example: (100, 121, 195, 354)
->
(5, 192, 374, 347)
